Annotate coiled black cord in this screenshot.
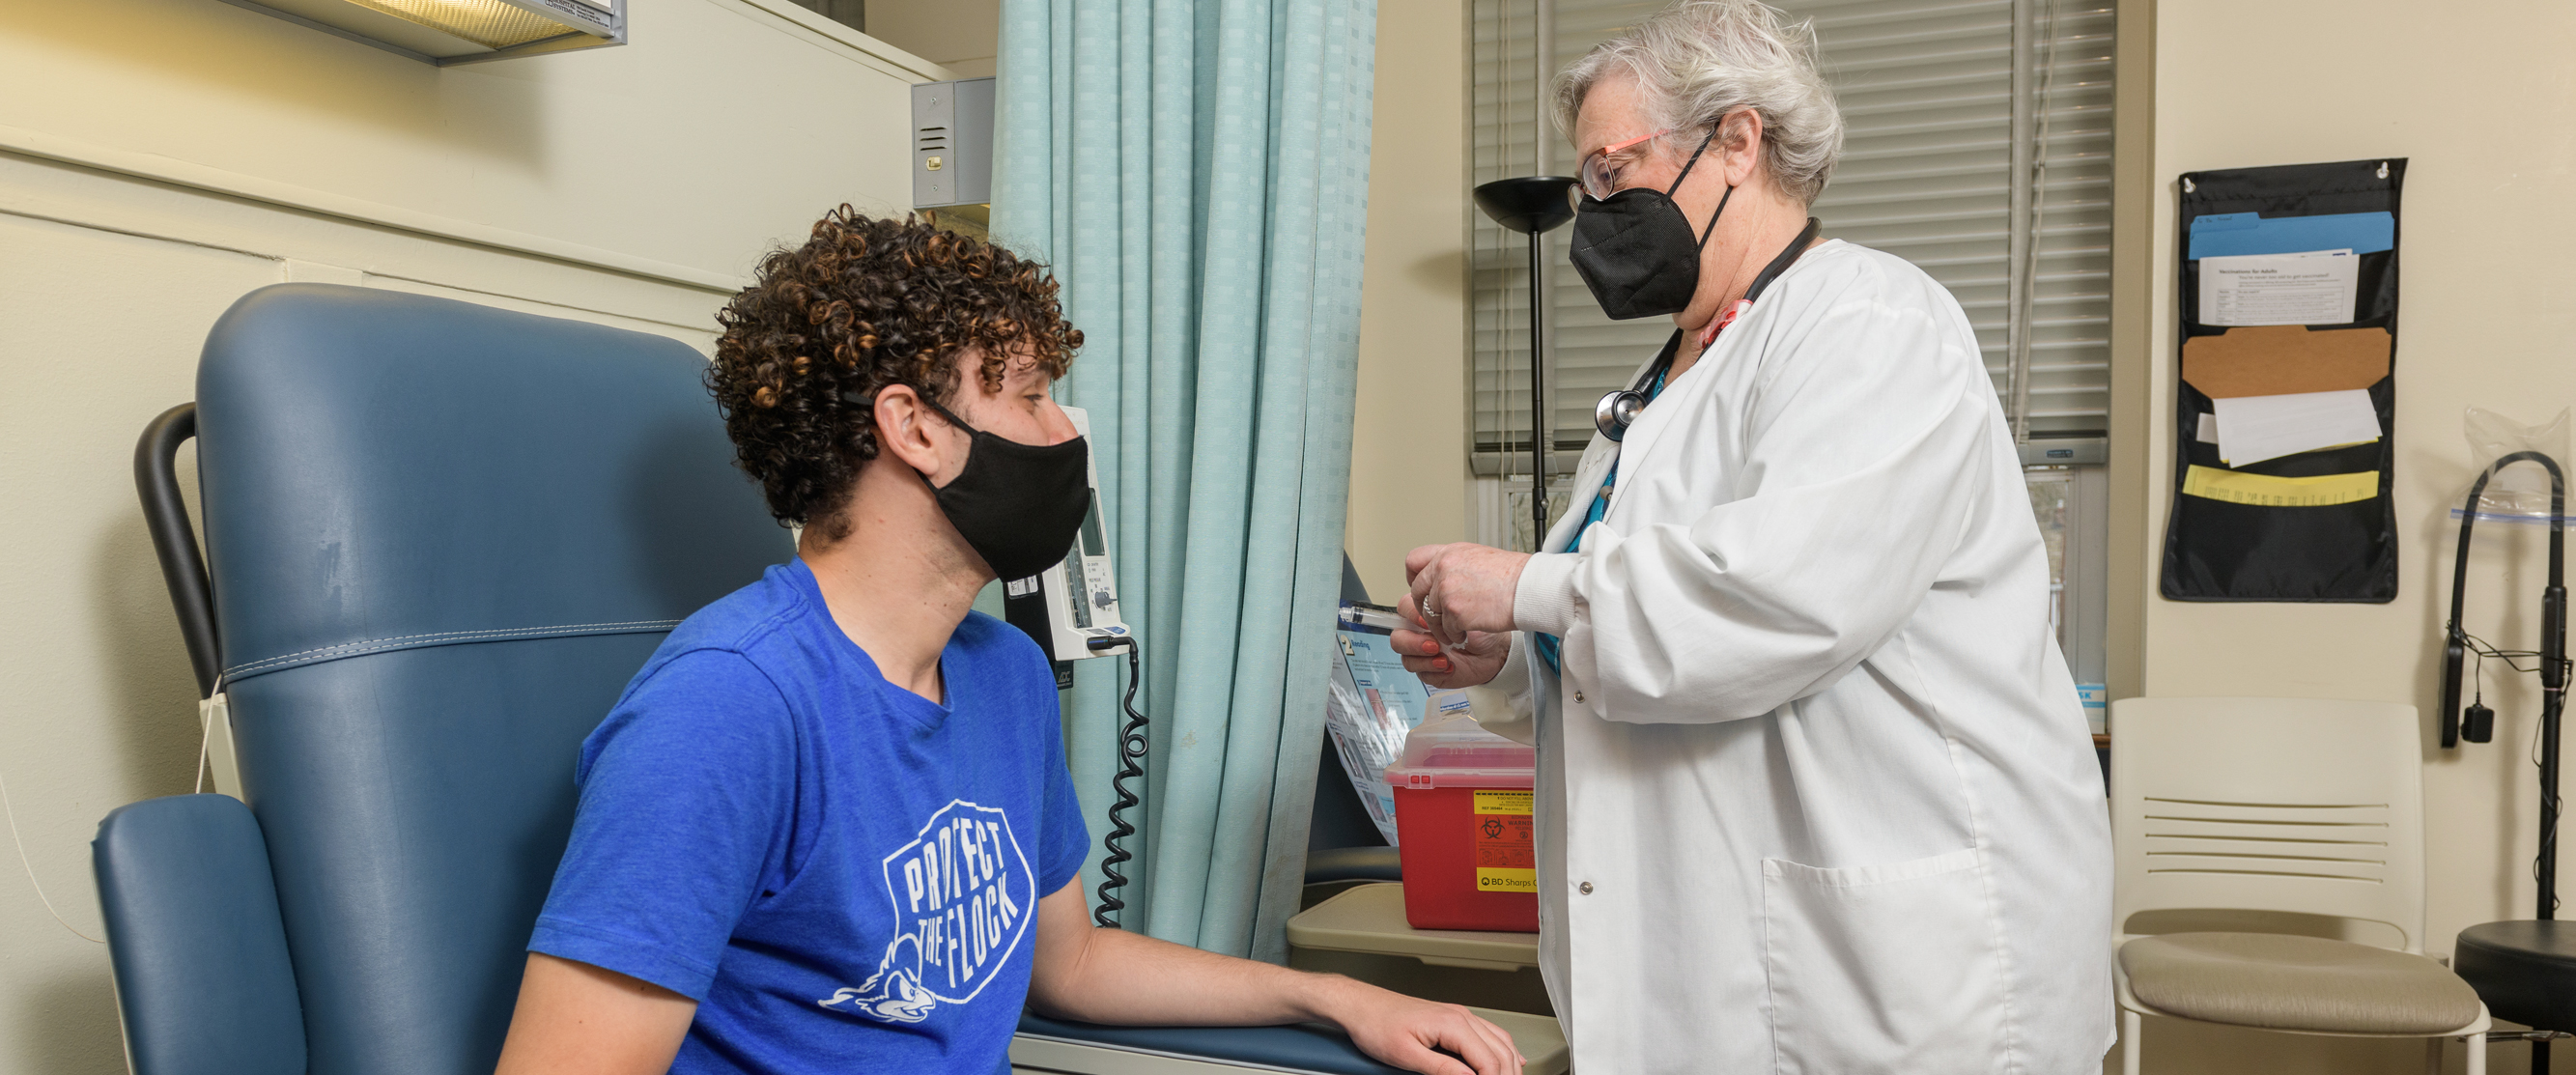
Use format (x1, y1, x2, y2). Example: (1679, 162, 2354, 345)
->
(1093, 641, 1148, 928)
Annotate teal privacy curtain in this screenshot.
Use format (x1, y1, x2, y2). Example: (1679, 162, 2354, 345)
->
(990, 0, 1376, 961)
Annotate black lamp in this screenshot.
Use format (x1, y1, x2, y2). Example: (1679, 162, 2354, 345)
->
(2446, 454, 2576, 1073)
(1473, 177, 1580, 546)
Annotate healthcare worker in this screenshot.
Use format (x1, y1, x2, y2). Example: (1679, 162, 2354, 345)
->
(1393, 2, 2114, 1072)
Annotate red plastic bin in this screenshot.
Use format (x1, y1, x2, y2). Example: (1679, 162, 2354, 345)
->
(1386, 741, 1538, 933)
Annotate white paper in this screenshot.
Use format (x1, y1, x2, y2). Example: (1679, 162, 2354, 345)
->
(2199, 249, 2359, 325)
(2196, 411, 2220, 444)
(2212, 389, 2381, 466)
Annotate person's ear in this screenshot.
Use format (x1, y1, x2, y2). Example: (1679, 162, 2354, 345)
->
(1719, 108, 1765, 188)
(873, 383, 950, 477)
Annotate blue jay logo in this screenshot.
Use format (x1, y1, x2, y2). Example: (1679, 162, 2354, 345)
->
(818, 800, 1033, 1026)
(820, 935, 938, 1023)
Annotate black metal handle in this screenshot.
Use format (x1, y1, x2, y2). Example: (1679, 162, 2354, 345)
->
(2547, 586, 2567, 693)
(135, 404, 220, 697)
(2441, 635, 2466, 749)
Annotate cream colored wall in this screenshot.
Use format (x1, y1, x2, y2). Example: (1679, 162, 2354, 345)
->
(2125, 2, 2576, 1072)
(866, 0, 1002, 79)
(1345, 0, 1471, 603)
(2101, 0, 2155, 701)
(0, 4, 937, 1071)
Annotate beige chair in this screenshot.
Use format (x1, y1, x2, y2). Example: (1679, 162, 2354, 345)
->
(2109, 696, 2490, 1075)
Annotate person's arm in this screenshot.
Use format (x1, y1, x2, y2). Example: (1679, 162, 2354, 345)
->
(493, 953, 696, 1075)
(1416, 283, 1997, 726)
(495, 650, 795, 1074)
(1025, 882, 1525, 1075)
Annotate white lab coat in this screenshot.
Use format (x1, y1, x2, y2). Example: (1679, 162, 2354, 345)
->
(1479, 240, 2112, 1074)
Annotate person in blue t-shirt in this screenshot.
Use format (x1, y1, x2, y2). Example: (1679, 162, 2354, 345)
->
(492, 209, 1522, 1075)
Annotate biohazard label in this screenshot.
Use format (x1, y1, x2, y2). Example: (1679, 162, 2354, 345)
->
(1472, 791, 1536, 892)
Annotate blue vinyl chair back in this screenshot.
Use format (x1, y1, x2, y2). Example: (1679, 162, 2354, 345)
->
(192, 284, 783, 1075)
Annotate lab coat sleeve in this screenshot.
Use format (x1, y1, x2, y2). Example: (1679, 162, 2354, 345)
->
(1463, 633, 1541, 746)
(1514, 290, 1996, 724)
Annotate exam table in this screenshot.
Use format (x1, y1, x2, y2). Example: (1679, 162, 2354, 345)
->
(91, 284, 1562, 1075)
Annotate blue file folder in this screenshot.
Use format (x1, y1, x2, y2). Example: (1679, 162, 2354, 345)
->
(2188, 210, 2394, 260)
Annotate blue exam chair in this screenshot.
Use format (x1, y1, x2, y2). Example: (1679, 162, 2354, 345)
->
(93, 284, 1409, 1075)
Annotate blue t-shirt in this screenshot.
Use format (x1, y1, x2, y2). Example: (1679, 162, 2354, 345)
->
(530, 558, 1090, 1075)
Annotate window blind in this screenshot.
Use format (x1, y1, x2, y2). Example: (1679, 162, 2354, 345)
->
(1469, 0, 2116, 474)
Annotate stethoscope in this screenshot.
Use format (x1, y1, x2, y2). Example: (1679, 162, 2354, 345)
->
(1594, 216, 1823, 441)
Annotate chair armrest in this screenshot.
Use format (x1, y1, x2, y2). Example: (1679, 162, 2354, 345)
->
(1017, 1006, 1570, 1075)
(94, 794, 305, 1075)
(1016, 1011, 1405, 1074)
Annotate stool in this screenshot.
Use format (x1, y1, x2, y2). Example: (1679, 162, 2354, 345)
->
(2455, 920, 2576, 1039)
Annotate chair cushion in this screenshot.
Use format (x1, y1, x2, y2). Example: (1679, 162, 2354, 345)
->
(2120, 932, 2482, 1034)
(2454, 919, 2576, 1032)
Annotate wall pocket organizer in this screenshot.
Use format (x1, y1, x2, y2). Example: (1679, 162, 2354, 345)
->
(2162, 158, 2405, 602)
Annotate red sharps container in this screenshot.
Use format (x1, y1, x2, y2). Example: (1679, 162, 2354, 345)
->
(1383, 708, 1538, 932)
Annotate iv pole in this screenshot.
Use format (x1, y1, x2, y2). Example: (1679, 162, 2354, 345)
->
(1472, 177, 1578, 545)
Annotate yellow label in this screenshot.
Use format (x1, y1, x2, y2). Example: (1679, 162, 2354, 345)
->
(1476, 867, 1538, 891)
(2181, 465, 2378, 507)
(1473, 790, 1533, 815)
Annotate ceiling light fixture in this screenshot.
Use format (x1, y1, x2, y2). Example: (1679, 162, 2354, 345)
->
(217, 0, 626, 66)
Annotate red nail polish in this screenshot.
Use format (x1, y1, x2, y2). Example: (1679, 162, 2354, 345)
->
(1433, 659, 1451, 672)
(1420, 639, 1437, 655)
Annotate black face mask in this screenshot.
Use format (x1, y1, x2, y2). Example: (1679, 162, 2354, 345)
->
(913, 395, 1092, 582)
(1568, 129, 1731, 321)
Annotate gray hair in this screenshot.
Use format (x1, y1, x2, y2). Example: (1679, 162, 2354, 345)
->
(1552, 0, 1844, 205)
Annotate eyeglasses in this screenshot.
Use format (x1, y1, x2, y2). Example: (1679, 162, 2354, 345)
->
(1577, 127, 1672, 201)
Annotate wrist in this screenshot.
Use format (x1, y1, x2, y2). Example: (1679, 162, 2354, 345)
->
(1291, 971, 1372, 1026)
(1503, 552, 1533, 631)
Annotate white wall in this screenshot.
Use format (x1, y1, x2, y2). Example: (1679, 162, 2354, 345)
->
(2124, 1, 2576, 1071)
(1345, 0, 1472, 602)
(0, 3, 940, 1070)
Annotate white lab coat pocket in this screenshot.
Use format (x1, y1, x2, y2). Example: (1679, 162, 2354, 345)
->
(1762, 847, 2008, 1075)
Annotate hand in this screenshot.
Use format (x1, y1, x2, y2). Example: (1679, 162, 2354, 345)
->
(1404, 543, 1528, 650)
(1395, 623, 1509, 689)
(1316, 978, 1525, 1075)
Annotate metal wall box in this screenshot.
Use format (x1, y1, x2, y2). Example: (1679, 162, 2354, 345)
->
(216, 0, 626, 66)
(913, 77, 995, 210)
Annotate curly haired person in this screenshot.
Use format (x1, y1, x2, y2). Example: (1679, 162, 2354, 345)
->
(492, 209, 1523, 1075)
